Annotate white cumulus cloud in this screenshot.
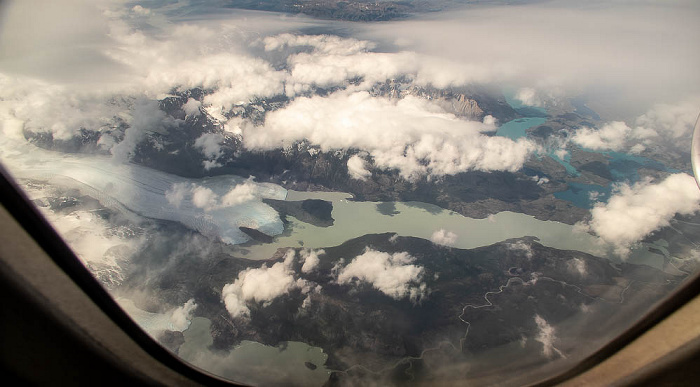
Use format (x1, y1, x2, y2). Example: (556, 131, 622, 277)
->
(221, 181, 257, 207)
(347, 154, 372, 181)
(194, 132, 225, 170)
(572, 121, 658, 152)
(169, 298, 197, 331)
(131, 5, 151, 16)
(335, 248, 426, 301)
(584, 173, 700, 256)
(111, 99, 175, 162)
(243, 91, 535, 179)
(515, 87, 544, 107)
(534, 314, 564, 359)
(192, 186, 219, 210)
(635, 98, 700, 143)
(572, 98, 699, 153)
(165, 182, 189, 208)
(263, 33, 374, 56)
(222, 261, 311, 319)
(262, 31, 510, 96)
(300, 249, 324, 274)
(165, 181, 259, 212)
(572, 121, 635, 151)
(430, 229, 457, 246)
(182, 98, 202, 117)
(508, 240, 534, 259)
(283, 49, 510, 96)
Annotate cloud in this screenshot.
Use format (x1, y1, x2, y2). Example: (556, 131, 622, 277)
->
(572, 120, 659, 152)
(3, 1, 697, 176)
(165, 180, 258, 212)
(283, 249, 296, 268)
(182, 98, 202, 117)
(300, 249, 324, 274)
(583, 173, 700, 256)
(192, 186, 219, 210)
(335, 248, 426, 301)
(0, 0, 124, 84)
(567, 258, 587, 277)
(534, 314, 564, 359)
(165, 182, 189, 208)
(102, 21, 288, 111)
(508, 240, 534, 259)
(244, 91, 535, 179)
(111, 99, 176, 162)
(571, 97, 699, 153)
(18, 182, 148, 287)
(194, 132, 225, 170)
(301, 294, 312, 309)
(531, 175, 549, 185)
(572, 121, 639, 151)
(515, 88, 544, 107)
(131, 5, 151, 16)
(0, 75, 131, 141)
(222, 261, 311, 318)
(263, 33, 375, 56)
(221, 180, 257, 207)
(0, 5, 291, 125)
(194, 133, 224, 159)
(360, 2, 700, 114)
(346, 154, 372, 181)
(262, 31, 511, 96)
(635, 98, 700, 143)
(430, 229, 457, 246)
(554, 149, 568, 160)
(169, 298, 197, 331)
(36, 208, 135, 283)
(282, 48, 512, 97)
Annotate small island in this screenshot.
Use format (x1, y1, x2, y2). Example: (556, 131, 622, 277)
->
(304, 361, 317, 370)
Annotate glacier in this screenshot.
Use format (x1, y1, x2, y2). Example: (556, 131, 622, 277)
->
(0, 139, 287, 245)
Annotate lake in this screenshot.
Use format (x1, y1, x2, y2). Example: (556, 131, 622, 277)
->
(237, 190, 665, 269)
(179, 317, 331, 386)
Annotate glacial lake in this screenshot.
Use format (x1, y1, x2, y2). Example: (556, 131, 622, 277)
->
(178, 317, 331, 386)
(495, 117, 547, 140)
(496, 94, 679, 209)
(236, 190, 666, 270)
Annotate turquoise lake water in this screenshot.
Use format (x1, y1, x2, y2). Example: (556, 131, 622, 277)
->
(555, 151, 673, 209)
(496, 93, 673, 209)
(497, 90, 579, 176)
(550, 149, 580, 176)
(495, 117, 547, 140)
(553, 182, 611, 209)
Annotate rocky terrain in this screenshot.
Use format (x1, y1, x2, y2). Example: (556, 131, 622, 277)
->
(119, 230, 678, 385)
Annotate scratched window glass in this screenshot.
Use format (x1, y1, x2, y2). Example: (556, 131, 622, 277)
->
(1, 0, 699, 385)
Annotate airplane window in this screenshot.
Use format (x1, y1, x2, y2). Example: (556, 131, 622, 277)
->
(1, 0, 699, 385)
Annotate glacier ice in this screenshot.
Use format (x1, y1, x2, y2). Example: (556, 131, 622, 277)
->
(0, 140, 287, 245)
